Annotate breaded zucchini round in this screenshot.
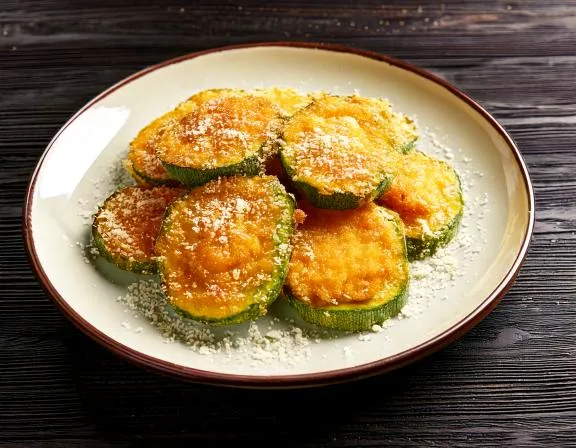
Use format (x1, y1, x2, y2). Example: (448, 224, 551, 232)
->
(156, 94, 283, 186)
(92, 186, 185, 274)
(126, 88, 238, 185)
(285, 202, 409, 331)
(155, 175, 296, 326)
(279, 94, 417, 210)
(377, 150, 463, 260)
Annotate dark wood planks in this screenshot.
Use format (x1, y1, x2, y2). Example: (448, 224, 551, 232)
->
(1, 0, 576, 446)
(2, 0, 576, 58)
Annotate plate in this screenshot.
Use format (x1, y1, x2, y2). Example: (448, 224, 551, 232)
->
(23, 42, 534, 388)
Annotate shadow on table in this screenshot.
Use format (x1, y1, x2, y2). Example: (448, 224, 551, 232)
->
(64, 334, 442, 446)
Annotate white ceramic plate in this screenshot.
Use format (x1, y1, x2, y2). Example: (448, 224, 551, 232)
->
(24, 42, 534, 388)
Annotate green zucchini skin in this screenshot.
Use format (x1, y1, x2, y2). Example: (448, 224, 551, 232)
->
(400, 138, 417, 154)
(91, 224, 157, 275)
(285, 283, 408, 332)
(161, 152, 263, 187)
(405, 170, 464, 261)
(91, 186, 187, 275)
(126, 88, 244, 187)
(406, 209, 463, 261)
(128, 161, 181, 187)
(167, 300, 263, 327)
(156, 93, 283, 188)
(279, 150, 393, 210)
(291, 133, 417, 209)
(377, 150, 464, 261)
(278, 94, 415, 211)
(157, 176, 296, 326)
(91, 191, 158, 275)
(285, 206, 409, 332)
(396, 114, 418, 154)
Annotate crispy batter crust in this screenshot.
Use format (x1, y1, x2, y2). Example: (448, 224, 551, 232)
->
(156, 95, 281, 170)
(378, 150, 462, 239)
(281, 95, 414, 197)
(94, 186, 185, 263)
(127, 89, 238, 182)
(287, 202, 408, 307)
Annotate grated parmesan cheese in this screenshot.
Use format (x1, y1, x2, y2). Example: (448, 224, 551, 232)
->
(115, 279, 315, 366)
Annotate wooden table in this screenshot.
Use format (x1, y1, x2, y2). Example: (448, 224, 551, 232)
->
(2, 1, 575, 446)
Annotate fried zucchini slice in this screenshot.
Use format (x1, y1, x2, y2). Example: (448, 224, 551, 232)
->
(126, 88, 238, 185)
(92, 186, 185, 274)
(285, 202, 409, 331)
(156, 94, 283, 186)
(155, 175, 296, 326)
(377, 150, 463, 260)
(279, 94, 417, 210)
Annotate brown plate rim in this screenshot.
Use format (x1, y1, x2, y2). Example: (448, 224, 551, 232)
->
(22, 41, 535, 389)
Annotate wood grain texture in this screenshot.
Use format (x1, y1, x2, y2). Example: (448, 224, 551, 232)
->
(1, 0, 576, 446)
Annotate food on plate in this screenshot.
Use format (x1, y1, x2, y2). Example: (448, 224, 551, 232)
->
(92, 185, 186, 274)
(156, 94, 283, 186)
(284, 202, 409, 331)
(279, 94, 418, 210)
(126, 88, 237, 186)
(90, 87, 464, 333)
(154, 175, 296, 325)
(125, 87, 312, 187)
(377, 150, 463, 260)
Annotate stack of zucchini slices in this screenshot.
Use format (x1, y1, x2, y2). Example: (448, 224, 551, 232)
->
(92, 88, 463, 332)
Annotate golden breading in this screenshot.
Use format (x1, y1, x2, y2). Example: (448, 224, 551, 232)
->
(127, 88, 238, 184)
(286, 202, 408, 307)
(155, 175, 294, 321)
(280, 94, 415, 198)
(156, 94, 282, 170)
(378, 150, 462, 239)
(92, 186, 185, 272)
